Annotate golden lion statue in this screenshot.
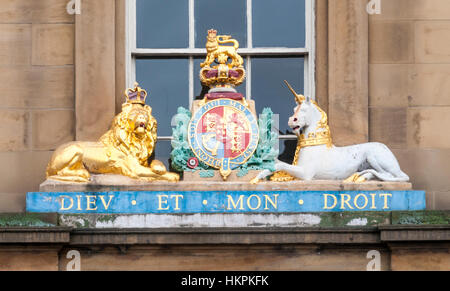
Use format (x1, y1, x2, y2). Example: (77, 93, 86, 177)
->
(200, 29, 244, 68)
(46, 83, 179, 183)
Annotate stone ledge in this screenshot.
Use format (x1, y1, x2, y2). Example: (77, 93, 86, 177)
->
(379, 225, 450, 242)
(0, 227, 70, 244)
(40, 174, 413, 192)
(69, 227, 381, 245)
(0, 212, 446, 245)
(0, 225, 446, 245)
(68, 225, 449, 245)
(0, 224, 447, 245)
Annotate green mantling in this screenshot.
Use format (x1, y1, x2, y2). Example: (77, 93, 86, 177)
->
(170, 107, 211, 172)
(199, 170, 215, 178)
(170, 107, 278, 175)
(238, 108, 278, 174)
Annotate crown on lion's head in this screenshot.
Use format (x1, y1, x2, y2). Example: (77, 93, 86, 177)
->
(125, 82, 147, 105)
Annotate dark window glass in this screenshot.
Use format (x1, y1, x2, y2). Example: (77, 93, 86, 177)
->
(137, 0, 189, 48)
(253, 0, 305, 47)
(136, 58, 189, 168)
(195, 0, 247, 48)
(135, 58, 189, 137)
(154, 140, 172, 170)
(251, 57, 304, 163)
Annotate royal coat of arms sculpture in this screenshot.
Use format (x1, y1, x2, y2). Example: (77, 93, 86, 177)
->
(28, 29, 425, 216)
(171, 29, 277, 181)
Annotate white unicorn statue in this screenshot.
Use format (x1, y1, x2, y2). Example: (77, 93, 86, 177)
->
(251, 81, 409, 184)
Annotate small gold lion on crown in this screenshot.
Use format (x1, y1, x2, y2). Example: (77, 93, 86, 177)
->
(200, 29, 244, 69)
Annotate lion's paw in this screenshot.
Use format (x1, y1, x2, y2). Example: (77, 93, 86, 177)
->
(165, 172, 180, 182)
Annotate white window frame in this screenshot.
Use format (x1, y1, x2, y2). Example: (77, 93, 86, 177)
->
(125, 0, 315, 141)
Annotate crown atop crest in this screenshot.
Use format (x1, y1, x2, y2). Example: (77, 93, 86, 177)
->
(125, 82, 147, 105)
(200, 29, 246, 91)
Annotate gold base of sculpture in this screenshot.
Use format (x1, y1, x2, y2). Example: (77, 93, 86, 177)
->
(344, 173, 367, 183)
(270, 171, 297, 182)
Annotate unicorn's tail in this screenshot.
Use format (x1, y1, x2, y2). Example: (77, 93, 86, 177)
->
(364, 169, 410, 182)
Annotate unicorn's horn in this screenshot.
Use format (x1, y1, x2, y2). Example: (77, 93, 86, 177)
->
(284, 80, 305, 104)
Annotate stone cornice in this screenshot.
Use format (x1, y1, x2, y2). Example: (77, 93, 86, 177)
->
(0, 227, 70, 244)
(0, 225, 447, 246)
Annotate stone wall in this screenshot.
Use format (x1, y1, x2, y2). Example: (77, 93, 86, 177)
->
(369, 0, 450, 209)
(0, 0, 75, 211)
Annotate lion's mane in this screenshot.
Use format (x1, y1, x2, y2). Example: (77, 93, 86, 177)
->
(99, 103, 157, 167)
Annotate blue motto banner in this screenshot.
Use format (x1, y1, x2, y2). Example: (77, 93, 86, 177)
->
(26, 190, 426, 214)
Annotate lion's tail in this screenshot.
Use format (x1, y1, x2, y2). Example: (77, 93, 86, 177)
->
(218, 38, 239, 50)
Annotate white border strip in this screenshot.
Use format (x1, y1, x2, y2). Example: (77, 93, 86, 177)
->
(60, 213, 322, 229)
(306, 0, 316, 99)
(246, 0, 252, 99)
(246, 55, 251, 100)
(125, 0, 137, 87)
(189, 56, 194, 108)
(189, 0, 195, 49)
(247, 0, 253, 49)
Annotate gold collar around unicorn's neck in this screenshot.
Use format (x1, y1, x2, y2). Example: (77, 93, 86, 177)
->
(298, 130, 333, 149)
(270, 119, 333, 182)
(291, 128, 332, 166)
(296, 100, 333, 151)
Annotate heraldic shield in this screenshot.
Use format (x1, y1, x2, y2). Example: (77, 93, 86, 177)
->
(188, 99, 259, 180)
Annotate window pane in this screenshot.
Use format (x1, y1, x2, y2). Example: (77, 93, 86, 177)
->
(137, 0, 189, 48)
(154, 140, 172, 170)
(193, 57, 247, 100)
(135, 58, 189, 137)
(251, 57, 304, 162)
(195, 0, 247, 48)
(253, 0, 305, 47)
